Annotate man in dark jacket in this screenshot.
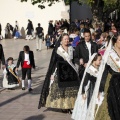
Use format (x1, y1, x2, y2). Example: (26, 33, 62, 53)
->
(16, 45, 35, 92)
(48, 20, 54, 40)
(74, 29, 98, 80)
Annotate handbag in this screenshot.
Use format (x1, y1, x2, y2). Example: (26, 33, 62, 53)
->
(38, 33, 43, 38)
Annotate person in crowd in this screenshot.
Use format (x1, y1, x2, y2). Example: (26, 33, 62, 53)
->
(111, 25, 117, 35)
(26, 19, 34, 40)
(0, 23, 2, 40)
(5, 24, 8, 39)
(79, 24, 85, 38)
(98, 34, 111, 56)
(45, 34, 51, 49)
(3, 57, 19, 89)
(13, 21, 21, 39)
(74, 19, 80, 29)
(54, 20, 61, 32)
(16, 45, 35, 92)
(38, 33, 79, 113)
(69, 27, 77, 44)
(6, 23, 13, 39)
(72, 53, 103, 120)
(48, 20, 54, 40)
(91, 32, 97, 42)
(74, 29, 98, 80)
(71, 29, 80, 48)
(89, 25, 95, 34)
(95, 24, 102, 39)
(95, 35, 120, 120)
(49, 33, 57, 48)
(60, 19, 69, 32)
(13, 25, 21, 39)
(97, 32, 106, 49)
(35, 23, 44, 51)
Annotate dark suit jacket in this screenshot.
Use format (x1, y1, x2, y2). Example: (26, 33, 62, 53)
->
(17, 51, 35, 69)
(0, 44, 5, 65)
(74, 40, 98, 65)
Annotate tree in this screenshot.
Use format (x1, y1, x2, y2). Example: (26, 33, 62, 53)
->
(20, 0, 63, 9)
(20, 0, 120, 19)
(20, 0, 119, 11)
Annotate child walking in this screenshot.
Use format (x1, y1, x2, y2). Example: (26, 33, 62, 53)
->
(16, 45, 35, 92)
(45, 34, 51, 49)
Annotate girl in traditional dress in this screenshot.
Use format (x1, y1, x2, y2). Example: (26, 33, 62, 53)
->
(3, 57, 19, 90)
(72, 53, 103, 120)
(82, 53, 102, 107)
(38, 33, 79, 113)
(96, 35, 120, 120)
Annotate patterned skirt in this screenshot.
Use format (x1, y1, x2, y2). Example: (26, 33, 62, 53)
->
(45, 75, 79, 109)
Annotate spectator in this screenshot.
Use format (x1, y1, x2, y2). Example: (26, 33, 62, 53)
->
(35, 23, 44, 51)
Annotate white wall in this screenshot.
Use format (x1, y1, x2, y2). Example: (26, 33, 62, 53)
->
(0, 0, 69, 37)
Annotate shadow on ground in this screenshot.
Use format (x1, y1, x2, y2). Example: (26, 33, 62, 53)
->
(24, 114, 45, 120)
(0, 74, 45, 107)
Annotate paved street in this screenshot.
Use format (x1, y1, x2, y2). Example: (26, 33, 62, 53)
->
(0, 39, 72, 120)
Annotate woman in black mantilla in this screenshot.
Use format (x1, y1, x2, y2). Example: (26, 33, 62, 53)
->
(96, 35, 120, 120)
(38, 33, 79, 112)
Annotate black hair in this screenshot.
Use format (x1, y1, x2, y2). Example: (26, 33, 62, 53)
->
(83, 29, 91, 34)
(38, 23, 40, 27)
(92, 53, 101, 63)
(23, 45, 30, 52)
(7, 57, 14, 62)
(112, 35, 120, 46)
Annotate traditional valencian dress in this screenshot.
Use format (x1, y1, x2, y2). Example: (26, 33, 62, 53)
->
(96, 48, 120, 120)
(3, 64, 19, 88)
(72, 53, 104, 120)
(82, 65, 99, 107)
(38, 45, 79, 109)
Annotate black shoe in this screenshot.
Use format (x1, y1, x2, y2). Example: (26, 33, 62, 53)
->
(22, 87, 25, 90)
(36, 49, 39, 51)
(29, 88, 33, 92)
(8, 88, 15, 90)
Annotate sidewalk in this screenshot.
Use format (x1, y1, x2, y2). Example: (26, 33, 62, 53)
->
(0, 39, 72, 120)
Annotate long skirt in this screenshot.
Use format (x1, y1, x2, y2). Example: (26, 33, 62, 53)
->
(72, 81, 95, 120)
(96, 73, 120, 120)
(45, 75, 79, 109)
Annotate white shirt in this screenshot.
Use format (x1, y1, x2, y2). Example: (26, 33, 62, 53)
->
(86, 41, 91, 59)
(24, 53, 30, 65)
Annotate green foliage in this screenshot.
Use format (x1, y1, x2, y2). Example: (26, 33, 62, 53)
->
(20, 0, 62, 9)
(20, 0, 120, 12)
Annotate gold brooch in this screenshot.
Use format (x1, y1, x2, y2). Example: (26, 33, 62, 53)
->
(116, 58, 119, 61)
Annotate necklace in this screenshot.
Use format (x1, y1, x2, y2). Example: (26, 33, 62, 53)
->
(61, 45, 68, 53)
